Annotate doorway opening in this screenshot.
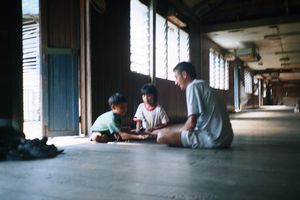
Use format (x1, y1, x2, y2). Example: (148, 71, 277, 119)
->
(22, 0, 42, 139)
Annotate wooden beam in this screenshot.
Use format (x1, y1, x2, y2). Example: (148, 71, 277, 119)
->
(202, 15, 300, 33)
(166, 0, 199, 22)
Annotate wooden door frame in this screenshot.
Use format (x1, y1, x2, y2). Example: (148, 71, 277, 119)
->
(79, 0, 92, 135)
(40, 0, 89, 136)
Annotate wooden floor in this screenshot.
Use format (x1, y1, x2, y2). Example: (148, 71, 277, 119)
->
(1, 106, 300, 200)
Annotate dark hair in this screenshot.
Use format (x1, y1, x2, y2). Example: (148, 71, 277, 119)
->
(108, 92, 127, 107)
(140, 83, 158, 103)
(173, 62, 196, 79)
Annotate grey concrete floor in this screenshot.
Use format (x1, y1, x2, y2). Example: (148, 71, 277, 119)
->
(1, 106, 300, 200)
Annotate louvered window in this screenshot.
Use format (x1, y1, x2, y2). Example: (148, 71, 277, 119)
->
(130, 0, 190, 80)
(253, 77, 259, 96)
(263, 82, 267, 98)
(155, 13, 167, 79)
(23, 20, 40, 121)
(209, 48, 229, 90)
(22, 0, 40, 122)
(220, 55, 225, 90)
(179, 29, 190, 63)
(215, 52, 220, 89)
(167, 21, 179, 81)
(209, 49, 215, 88)
(130, 0, 150, 75)
(224, 61, 229, 90)
(244, 69, 253, 94)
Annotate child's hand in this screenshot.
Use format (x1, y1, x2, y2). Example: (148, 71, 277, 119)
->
(138, 134, 150, 140)
(114, 133, 122, 141)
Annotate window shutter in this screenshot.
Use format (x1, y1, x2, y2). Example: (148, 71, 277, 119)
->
(179, 29, 189, 62)
(220, 55, 225, 90)
(209, 49, 215, 88)
(225, 61, 229, 90)
(244, 70, 253, 94)
(167, 21, 179, 81)
(130, 0, 150, 75)
(155, 14, 167, 79)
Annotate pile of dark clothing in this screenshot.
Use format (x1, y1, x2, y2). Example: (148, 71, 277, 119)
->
(0, 127, 63, 161)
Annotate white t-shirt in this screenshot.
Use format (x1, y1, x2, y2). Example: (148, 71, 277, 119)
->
(186, 79, 233, 146)
(134, 103, 169, 129)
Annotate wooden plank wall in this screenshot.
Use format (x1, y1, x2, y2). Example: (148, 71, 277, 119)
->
(45, 0, 79, 49)
(155, 79, 186, 123)
(91, 0, 136, 125)
(189, 21, 202, 79)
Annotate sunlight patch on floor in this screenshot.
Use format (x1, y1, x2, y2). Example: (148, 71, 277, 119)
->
(48, 136, 90, 147)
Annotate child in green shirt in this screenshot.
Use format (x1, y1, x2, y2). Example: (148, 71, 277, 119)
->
(90, 92, 149, 143)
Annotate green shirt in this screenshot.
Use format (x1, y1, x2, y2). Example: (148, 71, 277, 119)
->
(90, 111, 122, 134)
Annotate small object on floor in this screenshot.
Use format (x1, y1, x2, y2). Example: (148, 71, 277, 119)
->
(6, 137, 64, 160)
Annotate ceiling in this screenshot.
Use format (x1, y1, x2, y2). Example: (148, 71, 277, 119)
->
(168, 0, 300, 82)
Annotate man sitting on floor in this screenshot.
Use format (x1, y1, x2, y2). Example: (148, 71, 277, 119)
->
(157, 62, 234, 149)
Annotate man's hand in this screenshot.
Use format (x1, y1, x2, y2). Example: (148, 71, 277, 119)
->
(181, 115, 197, 131)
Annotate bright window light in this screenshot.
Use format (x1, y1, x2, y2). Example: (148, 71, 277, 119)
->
(130, 0, 150, 75)
(155, 14, 167, 79)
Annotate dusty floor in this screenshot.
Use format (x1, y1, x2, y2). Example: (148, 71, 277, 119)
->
(1, 106, 300, 200)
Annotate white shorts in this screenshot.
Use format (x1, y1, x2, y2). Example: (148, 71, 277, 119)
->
(181, 130, 214, 149)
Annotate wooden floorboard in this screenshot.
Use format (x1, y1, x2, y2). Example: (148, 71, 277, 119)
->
(1, 106, 300, 200)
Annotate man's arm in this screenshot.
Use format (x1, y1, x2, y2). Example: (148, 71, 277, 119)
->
(181, 114, 197, 131)
(117, 131, 148, 140)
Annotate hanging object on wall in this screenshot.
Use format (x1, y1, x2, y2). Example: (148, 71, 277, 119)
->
(90, 0, 106, 13)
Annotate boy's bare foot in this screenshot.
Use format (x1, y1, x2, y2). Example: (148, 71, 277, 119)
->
(90, 132, 115, 143)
